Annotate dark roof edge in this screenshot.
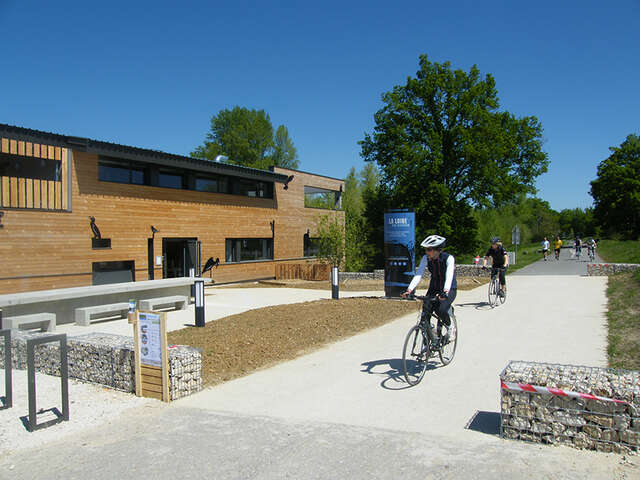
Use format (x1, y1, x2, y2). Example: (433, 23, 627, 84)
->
(0, 123, 290, 183)
(270, 166, 344, 182)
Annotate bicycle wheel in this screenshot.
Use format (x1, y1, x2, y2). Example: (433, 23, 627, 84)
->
(402, 325, 430, 386)
(439, 314, 458, 365)
(499, 284, 507, 304)
(488, 277, 498, 307)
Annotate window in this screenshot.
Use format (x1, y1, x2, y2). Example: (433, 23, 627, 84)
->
(225, 238, 273, 262)
(304, 186, 341, 210)
(158, 169, 184, 189)
(231, 179, 272, 198)
(195, 176, 219, 193)
(0, 152, 61, 181)
(97, 155, 273, 199)
(304, 233, 320, 257)
(99, 158, 149, 185)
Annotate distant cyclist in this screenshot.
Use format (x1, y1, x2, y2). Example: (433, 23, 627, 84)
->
(554, 235, 563, 260)
(482, 237, 509, 296)
(401, 235, 456, 343)
(574, 236, 583, 260)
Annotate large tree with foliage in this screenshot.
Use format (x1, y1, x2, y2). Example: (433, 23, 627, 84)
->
(360, 54, 549, 255)
(590, 134, 640, 239)
(343, 164, 380, 271)
(271, 125, 299, 169)
(192, 106, 299, 169)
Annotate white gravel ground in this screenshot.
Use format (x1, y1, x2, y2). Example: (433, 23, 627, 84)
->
(0, 369, 157, 457)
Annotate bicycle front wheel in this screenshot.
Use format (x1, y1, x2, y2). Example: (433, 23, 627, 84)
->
(402, 325, 430, 386)
(488, 278, 498, 307)
(439, 314, 458, 365)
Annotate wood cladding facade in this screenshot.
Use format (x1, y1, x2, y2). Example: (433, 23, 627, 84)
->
(0, 136, 344, 294)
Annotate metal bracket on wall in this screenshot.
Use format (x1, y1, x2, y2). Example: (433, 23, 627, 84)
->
(0, 328, 12, 409)
(25, 334, 69, 431)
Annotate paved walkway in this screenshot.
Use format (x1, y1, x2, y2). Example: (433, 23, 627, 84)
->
(1, 262, 636, 479)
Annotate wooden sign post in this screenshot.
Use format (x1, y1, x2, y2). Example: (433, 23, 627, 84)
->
(133, 311, 170, 402)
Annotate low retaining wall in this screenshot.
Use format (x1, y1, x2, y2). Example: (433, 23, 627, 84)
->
(500, 360, 640, 454)
(0, 331, 202, 401)
(340, 265, 489, 281)
(587, 263, 640, 276)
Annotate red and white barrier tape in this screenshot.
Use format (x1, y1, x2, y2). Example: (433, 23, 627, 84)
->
(501, 380, 629, 405)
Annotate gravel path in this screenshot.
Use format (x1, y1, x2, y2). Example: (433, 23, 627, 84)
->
(0, 369, 156, 457)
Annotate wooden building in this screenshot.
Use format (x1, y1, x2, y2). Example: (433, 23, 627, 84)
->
(0, 124, 344, 294)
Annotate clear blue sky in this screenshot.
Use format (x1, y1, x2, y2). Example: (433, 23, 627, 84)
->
(1, 0, 638, 211)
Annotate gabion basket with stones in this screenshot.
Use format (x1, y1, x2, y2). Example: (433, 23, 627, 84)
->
(500, 360, 640, 454)
(0, 331, 203, 401)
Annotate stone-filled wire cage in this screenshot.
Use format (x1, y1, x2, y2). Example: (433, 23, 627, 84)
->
(500, 360, 640, 454)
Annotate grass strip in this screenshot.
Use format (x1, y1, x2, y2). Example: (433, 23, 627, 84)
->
(606, 270, 640, 370)
(597, 239, 640, 264)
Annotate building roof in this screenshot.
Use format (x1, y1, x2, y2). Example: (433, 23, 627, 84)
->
(0, 123, 290, 184)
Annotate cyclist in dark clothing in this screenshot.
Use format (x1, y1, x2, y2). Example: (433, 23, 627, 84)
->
(401, 235, 456, 340)
(482, 237, 509, 296)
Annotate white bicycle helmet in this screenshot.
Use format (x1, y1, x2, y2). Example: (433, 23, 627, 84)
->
(420, 235, 446, 249)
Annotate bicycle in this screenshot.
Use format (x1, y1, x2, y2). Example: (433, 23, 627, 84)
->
(484, 266, 506, 307)
(587, 246, 595, 262)
(401, 294, 458, 386)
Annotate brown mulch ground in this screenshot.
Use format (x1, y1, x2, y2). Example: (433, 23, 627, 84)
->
(168, 278, 487, 387)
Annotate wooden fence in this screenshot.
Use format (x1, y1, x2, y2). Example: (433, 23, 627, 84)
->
(275, 262, 330, 281)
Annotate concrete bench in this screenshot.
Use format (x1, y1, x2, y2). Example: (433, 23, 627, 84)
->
(2, 313, 56, 332)
(139, 295, 188, 311)
(75, 302, 130, 326)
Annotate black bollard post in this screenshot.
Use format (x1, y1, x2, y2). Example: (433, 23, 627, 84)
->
(331, 266, 339, 299)
(195, 279, 205, 327)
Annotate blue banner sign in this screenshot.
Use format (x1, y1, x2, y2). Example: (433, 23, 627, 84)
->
(384, 210, 415, 297)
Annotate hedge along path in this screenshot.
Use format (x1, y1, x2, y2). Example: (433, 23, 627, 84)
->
(167, 297, 419, 387)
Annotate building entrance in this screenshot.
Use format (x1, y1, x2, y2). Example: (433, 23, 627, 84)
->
(162, 238, 201, 278)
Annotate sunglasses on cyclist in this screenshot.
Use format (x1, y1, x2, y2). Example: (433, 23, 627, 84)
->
(425, 247, 434, 252)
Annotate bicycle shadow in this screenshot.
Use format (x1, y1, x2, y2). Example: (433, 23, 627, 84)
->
(455, 302, 493, 311)
(360, 358, 439, 390)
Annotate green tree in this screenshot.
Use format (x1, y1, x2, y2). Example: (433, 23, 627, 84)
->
(360, 54, 549, 256)
(192, 106, 300, 170)
(315, 214, 345, 268)
(271, 125, 299, 169)
(343, 165, 380, 271)
(590, 134, 640, 239)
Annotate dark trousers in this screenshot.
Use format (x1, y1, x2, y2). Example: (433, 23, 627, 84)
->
(492, 267, 506, 286)
(422, 288, 457, 328)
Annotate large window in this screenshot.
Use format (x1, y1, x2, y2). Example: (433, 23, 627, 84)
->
(225, 238, 273, 262)
(99, 158, 149, 185)
(0, 152, 61, 181)
(304, 186, 341, 210)
(99, 156, 273, 199)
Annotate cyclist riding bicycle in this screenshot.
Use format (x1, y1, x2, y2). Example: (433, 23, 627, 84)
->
(401, 235, 456, 344)
(482, 237, 509, 296)
(574, 237, 583, 259)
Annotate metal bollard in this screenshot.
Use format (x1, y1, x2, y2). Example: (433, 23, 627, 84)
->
(194, 280, 205, 327)
(331, 266, 339, 300)
(1, 328, 12, 409)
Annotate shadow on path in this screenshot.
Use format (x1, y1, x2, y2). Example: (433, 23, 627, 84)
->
(360, 358, 439, 390)
(465, 410, 501, 436)
(456, 302, 493, 311)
